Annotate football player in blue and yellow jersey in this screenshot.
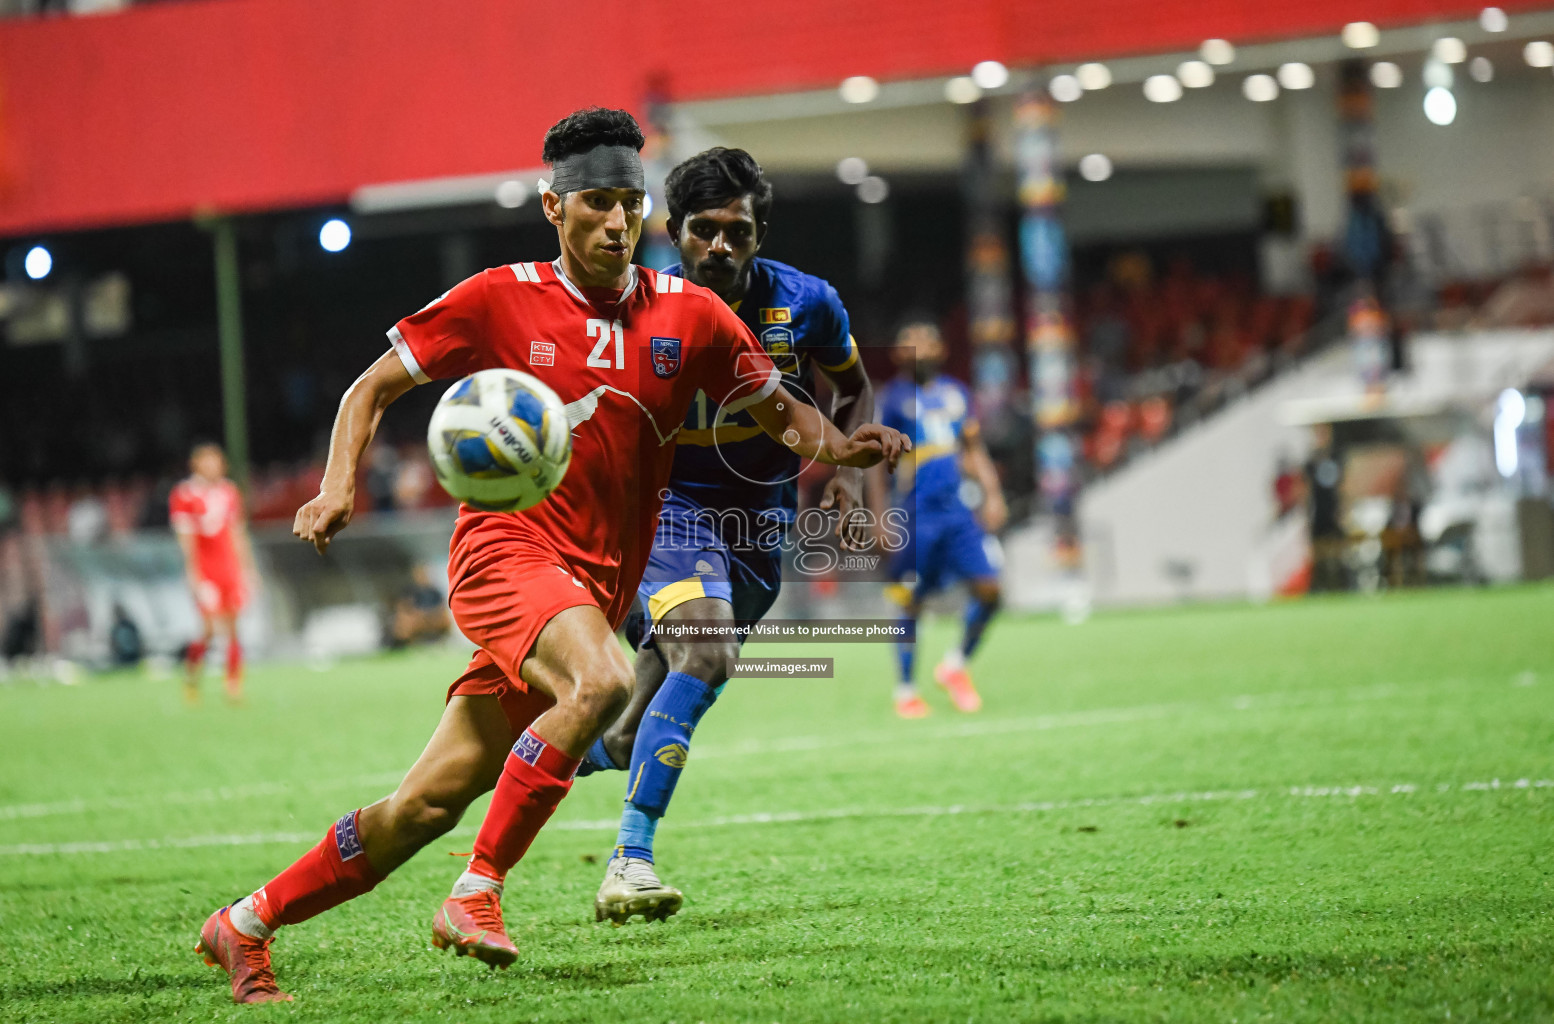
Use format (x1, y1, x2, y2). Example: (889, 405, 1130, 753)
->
(580, 148, 877, 922)
(877, 320, 1007, 718)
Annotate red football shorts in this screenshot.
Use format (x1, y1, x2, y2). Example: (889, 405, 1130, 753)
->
(193, 573, 246, 616)
(445, 547, 598, 738)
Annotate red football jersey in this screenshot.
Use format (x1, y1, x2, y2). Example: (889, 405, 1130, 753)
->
(169, 477, 243, 582)
(390, 260, 779, 628)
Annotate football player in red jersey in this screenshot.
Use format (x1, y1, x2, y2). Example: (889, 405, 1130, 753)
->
(193, 107, 908, 1004)
(169, 441, 258, 703)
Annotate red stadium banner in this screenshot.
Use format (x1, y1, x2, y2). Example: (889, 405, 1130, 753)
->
(0, 0, 1543, 235)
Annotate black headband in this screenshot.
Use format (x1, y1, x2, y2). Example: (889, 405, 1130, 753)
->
(547, 144, 645, 194)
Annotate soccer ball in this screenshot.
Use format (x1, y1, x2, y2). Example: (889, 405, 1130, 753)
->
(426, 368, 572, 511)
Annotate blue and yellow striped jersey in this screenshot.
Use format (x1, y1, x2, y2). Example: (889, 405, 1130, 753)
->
(663, 257, 856, 520)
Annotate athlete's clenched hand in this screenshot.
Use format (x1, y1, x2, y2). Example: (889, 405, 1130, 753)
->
(294, 486, 354, 555)
(833, 424, 910, 471)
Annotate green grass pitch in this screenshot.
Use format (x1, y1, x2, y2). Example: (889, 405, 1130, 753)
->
(3, 585, 1553, 1023)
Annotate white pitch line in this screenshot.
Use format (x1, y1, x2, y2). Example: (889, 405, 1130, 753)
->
(0, 703, 1191, 823)
(689, 678, 1464, 761)
(2, 776, 1547, 857)
(0, 772, 406, 822)
(0, 677, 1492, 823)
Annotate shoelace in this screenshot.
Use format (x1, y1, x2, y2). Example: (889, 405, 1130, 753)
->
(461, 890, 506, 934)
(239, 937, 282, 994)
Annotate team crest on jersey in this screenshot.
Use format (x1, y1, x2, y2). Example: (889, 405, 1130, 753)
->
(760, 326, 799, 374)
(759, 307, 791, 324)
(650, 336, 681, 378)
(530, 340, 556, 366)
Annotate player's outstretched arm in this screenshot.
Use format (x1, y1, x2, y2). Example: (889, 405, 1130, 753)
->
(747, 384, 909, 471)
(294, 351, 418, 554)
(959, 421, 1008, 532)
(816, 358, 875, 549)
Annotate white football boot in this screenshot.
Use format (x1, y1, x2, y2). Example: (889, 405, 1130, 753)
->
(594, 856, 684, 925)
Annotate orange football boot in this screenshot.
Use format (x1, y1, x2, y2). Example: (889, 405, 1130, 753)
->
(934, 661, 983, 712)
(895, 693, 931, 718)
(195, 906, 293, 1004)
(431, 890, 519, 968)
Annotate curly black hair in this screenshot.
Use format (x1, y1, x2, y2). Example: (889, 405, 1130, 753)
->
(664, 147, 773, 230)
(540, 107, 645, 166)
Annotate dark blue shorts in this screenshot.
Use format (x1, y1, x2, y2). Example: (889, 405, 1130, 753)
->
(888, 502, 1000, 598)
(632, 493, 783, 649)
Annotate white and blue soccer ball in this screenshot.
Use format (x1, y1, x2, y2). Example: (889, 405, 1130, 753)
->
(427, 368, 572, 511)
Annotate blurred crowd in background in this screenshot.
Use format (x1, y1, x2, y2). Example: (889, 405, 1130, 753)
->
(7, 0, 1554, 670)
(1, 241, 1548, 546)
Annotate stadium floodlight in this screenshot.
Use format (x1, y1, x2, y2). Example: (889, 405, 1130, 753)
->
(1433, 37, 1467, 64)
(1370, 62, 1404, 88)
(1177, 60, 1215, 88)
(856, 176, 889, 204)
(1423, 57, 1455, 89)
(839, 75, 880, 103)
(1076, 62, 1112, 90)
(1342, 22, 1380, 48)
(1495, 388, 1526, 477)
(1470, 56, 1494, 82)
(1078, 153, 1113, 182)
(1242, 74, 1280, 102)
(1200, 39, 1236, 65)
(971, 60, 1009, 90)
(836, 157, 869, 185)
(23, 244, 52, 280)
(319, 218, 352, 252)
(494, 180, 528, 209)
(1423, 87, 1457, 125)
(1048, 74, 1082, 102)
(1143, 74, 1183, 102)
(945, 76, 982, 104)
(1524, 41, 1554, 67)
(1480, 6, 1508, 32)
(642, 193, 654, 218)
(1277, 62, 1315, 90)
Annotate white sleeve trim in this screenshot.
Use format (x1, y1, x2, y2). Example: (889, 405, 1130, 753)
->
(721, 366, 781, 415)
(388, 325, 431, 385)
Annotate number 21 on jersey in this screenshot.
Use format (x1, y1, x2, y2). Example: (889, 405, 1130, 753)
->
(586, 318, 624, 370)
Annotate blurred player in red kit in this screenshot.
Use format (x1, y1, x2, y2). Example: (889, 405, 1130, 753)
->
(192, 107, 908, 1004)
(169, 441, 258, 703)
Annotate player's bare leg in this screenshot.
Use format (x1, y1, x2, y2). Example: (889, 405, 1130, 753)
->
(594, 596, 735, 924)
(198, 694, 511, 1001)
(438, 605, 635, 962)
(595, 641, 669, 770)
(934, 577, 999, 713)
(184, 611, 215, 704)
(213, 613, 243, 703)
(892, 591, 931, 718)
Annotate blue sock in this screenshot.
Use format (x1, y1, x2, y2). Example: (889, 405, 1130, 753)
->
(895, 614, 917, 686)
(961, 596, 999, 659)
(611, 671, 718, 862)
(576, 736, 620, 778)
(615, 804, 659, 862)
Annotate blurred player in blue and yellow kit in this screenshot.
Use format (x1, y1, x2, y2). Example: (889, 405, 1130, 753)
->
(877, 320, 1007, 718)
(578, 148, 876, 922)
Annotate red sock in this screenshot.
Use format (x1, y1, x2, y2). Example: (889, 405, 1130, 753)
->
(466, 729, 580, 883)
(225, 639, 243, 682)
(186, 640, 208, 669)
(250, 810, 384, 928)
